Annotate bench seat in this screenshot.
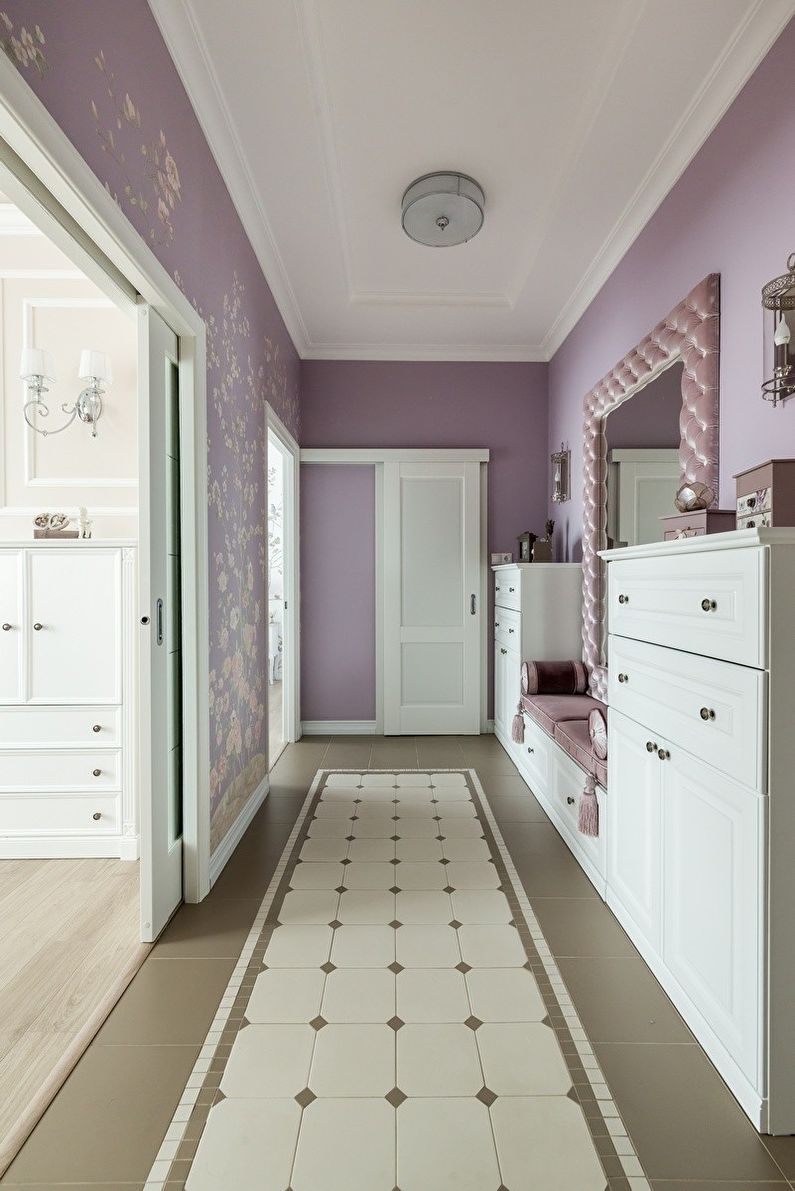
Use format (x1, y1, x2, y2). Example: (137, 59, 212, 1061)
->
(520, 692, 607, 788)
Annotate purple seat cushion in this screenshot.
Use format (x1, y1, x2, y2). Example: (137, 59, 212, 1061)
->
(554, 718, 608, 788)
(521, 693, 604, 737)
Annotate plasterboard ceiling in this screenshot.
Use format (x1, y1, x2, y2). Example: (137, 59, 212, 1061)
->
(150, 0, 794, 360)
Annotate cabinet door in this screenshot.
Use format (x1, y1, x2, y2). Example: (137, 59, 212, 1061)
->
(494, 643, 509, 737)
(607, 708, 663, 953)
(0, 552, 23, 702)
(663, 746, 761, 1084)
(28, 550, 121, 704)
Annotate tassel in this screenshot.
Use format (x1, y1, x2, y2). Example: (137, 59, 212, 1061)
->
(578, 774, 599, 837)
(511, 702, 525, 743)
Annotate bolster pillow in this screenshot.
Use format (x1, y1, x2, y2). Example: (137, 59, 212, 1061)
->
(521, 659, 589, 697)
(588, 707, 608, 760)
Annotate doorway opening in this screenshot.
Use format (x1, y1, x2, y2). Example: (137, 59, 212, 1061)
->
(268, 428, 286, 763)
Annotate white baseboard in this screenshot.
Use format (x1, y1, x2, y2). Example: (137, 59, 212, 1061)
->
(301, 720, 378, 735)
(209, 774, 269, 886)
(0, 834, 138, 859)
(483, 719, 495, 733)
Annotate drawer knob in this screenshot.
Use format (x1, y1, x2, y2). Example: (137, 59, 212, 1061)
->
(92, 724, 101, 733)
(657, 748, 670, 761)
(566, 796, 575, 805)
(495, 621, 500, 627)
(92, 768, 102, 777)
(2, 623, 11, 631)
(617, 672, 628, 684)
(508, 586, 515, 593)
(701, 598, 717, 612)
(33, 622, 43, 631)
(527, 746, 534, 754)
(92, 812, 101, 821)
(699, 707, 716, 721)
(646, 740, 658, 753)
(618, 593, 629, 605)
(508, 627, 515, 634)
(500, 647, 507, 656)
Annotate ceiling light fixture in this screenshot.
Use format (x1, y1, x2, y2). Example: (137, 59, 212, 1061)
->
(401, 172, 485, 247)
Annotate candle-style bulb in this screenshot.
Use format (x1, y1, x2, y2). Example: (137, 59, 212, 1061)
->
(774, 313, 791, 346)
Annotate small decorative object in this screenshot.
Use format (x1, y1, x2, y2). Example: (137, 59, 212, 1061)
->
(660, 509, 735, 540)
(511, 700, 525, 744)
(551, 443, 570, 503)
(531, 518, 555, 562)
(578, 773, 599, 837)
(20, 346, 113, 438)
(588, 707, 608, 761)
(78, 506, 93, 539)
(517, 531, 536, 563)
(32, 511, 78, 539)
(674, 480, 715, 513)
(762, 254, 795, 405)
(490, 552, 513, 565)
(734, 458, 795, 528)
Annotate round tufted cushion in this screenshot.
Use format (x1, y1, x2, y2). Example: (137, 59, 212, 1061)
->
(588, 707, 608, 760)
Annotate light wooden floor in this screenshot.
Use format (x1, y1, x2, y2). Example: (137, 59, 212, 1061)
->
(0, 857, 146, 1175)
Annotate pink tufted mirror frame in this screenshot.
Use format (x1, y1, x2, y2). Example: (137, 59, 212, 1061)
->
(582, 273, 720, 701)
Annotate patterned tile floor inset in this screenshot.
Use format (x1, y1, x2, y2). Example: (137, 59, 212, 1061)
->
(145, 771, 650, 1191)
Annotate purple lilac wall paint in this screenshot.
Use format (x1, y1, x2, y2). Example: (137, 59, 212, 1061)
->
(548, 17, 795, 561)
(3, 3, 300, 849)
(300, 466, 377, 722)
(604, 362, 683, 451)
(300, 360, 549, 720)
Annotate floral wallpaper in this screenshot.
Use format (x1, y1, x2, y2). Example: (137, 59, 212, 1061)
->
(3, 1, 301, 852)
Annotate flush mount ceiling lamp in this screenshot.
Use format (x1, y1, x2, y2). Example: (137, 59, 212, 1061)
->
(401, 172, 485, 247)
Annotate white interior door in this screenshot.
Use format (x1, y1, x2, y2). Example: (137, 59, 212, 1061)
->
(139, 305, 182, 941)
(384, 460, 481, 734)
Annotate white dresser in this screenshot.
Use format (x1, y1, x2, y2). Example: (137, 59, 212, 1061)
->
(492, 563, 582, 740)
(602, 528, 795, 1133)
(0, 542, 137, 859)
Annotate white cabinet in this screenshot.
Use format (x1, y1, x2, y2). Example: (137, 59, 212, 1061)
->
(0, 544, 136, 860)
(607, 709, 663, 953)
(494, 641, 519, 740)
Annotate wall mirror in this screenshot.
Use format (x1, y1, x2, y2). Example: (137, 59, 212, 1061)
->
(581, 274, 720, 701)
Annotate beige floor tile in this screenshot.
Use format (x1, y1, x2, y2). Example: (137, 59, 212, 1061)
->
(153, 896, 259, 958)
(331, 925, 395, 967)
(278, 889, 339, 925)
(360, 773, 398, 787)
(343, 861, 397, 890)
(395, 799, 437, 816)
(437, 801, 477, 818)
(458, 923, 526, 968)
(451, 890, 513, 924)
(395, 838, 444, 861)
(397, 1098, 501, 1190)
(348, 837, 395, 861)
(396, 925, 461, 968)
(352, 816, 399, 838)
(465, 968, 547, 1022)
(531, 896, 638, 958)
(397, 1023, 483, 1096)
(491, 1096, 607, 1191)
(446, 861, 500, 890)
(336, 890, 395, 924)
(246, 968, 326, 1023)
(185, 1097, 300, 1191)
(309, 1024, 395, 1096)
(264, 925, 333, 967)
(441, 837, 490, 861)
(320, 784, 363, 801)
(477, 1022, 571, 1095)
(395, 891, 454, 924)
(396, 772, 432, 787)
(299, 837, 349, 862)
(558, 957, 692, 1043)
(596, 1042, 782, 1182)
(221, 1024, 315, 1098)
(292, 1098, 395, 1191)
(96, 956, 232, 1045)
(2, 1043, 198, 1184)
(356, 787, 398, 805)
(321, 968, 396, 1023)
(396, 861, 449, 890)
(312, 802, 356, 820)
(395, 816, 443, 838)
(438, 817, 485, 838)
(397, 968, 471, 1023)
(430, 771, 468, 787)
(325, 770, 365, 786)
(307, 816, 352, 838)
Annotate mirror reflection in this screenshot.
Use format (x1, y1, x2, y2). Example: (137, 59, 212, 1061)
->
(604, 360, 683, 548)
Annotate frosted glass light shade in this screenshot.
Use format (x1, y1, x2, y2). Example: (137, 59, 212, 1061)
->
(78, 349, 112, 384)
(19, 346, 56, 382)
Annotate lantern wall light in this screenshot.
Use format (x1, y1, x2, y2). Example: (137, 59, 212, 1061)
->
(20, 346, 112, 438)
(551, 442, 571, 503)
(762, 253, 795, 406)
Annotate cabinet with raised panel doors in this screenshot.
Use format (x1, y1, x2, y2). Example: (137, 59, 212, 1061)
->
(0, 543, 137, 859)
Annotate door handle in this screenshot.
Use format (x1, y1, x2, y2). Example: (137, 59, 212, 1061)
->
(470, 594, 476, 615)
(156, 598, 164, 646)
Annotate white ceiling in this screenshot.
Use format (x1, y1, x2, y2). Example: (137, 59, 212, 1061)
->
(150, 0, 794, 360)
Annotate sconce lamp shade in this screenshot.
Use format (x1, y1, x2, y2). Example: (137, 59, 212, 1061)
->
(19, 346, 56, 383)
(78, 349, 112, 384)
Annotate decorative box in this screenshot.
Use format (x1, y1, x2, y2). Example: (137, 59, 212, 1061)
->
(734, 459, 795, 529)
(659, 509, 736, 541)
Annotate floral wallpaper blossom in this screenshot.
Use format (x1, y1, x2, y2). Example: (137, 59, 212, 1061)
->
(3, 1, 301, 852)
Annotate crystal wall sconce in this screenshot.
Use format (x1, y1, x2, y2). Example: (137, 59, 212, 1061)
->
(20, 347, 113, 438)
(551, 443, 571, 503)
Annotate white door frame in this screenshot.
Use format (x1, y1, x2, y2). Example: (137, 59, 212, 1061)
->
(299, 448, 490, 734)
(266, 404, 300, 750)
(0, 58, 211, 903)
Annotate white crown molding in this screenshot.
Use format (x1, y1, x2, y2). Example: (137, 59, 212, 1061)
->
(541, 0, 795, 359)
(147, 0, 310, 357)
(302, 341, 545, 362)
(349, 288, 512, 309)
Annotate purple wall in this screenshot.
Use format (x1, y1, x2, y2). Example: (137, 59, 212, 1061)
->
(548, 17, 795, 561)
(300, 466, 376, 721)
(301, 360, 549, 720)
(3, 3, 300, 849)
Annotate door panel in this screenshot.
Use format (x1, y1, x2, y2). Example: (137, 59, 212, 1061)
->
(139, 306, 182, 941)
(384, 460, 481, 734)
(0, 552, 23, 702)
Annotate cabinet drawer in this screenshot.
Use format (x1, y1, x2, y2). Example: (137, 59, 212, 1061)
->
(0, 706, 122, 749)
(0, 792, 120, 834)
(608, 637, 765, 792)
(517, 712, 550, 794)
(494, 570, 521, 611)
(608, 547, 765, 668)
(0, 749, 121, 792)
(550, 743, 606, 876)
(494, 605, 521, 648)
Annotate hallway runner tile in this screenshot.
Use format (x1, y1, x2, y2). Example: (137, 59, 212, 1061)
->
(144, 770, 649, 1191)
